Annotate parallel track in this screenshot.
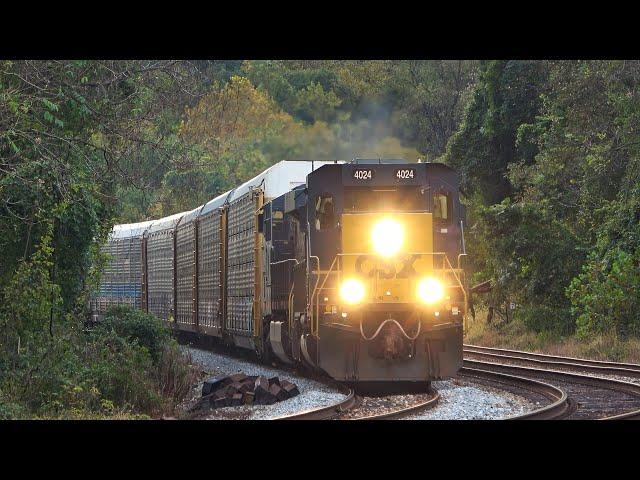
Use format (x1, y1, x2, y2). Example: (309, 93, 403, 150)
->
(188, 338, 640, 420)
(277, 368, 573, 420)
(458, 366, 571, 419)
(464, 344, 640, 379)
(463, 357, 640, 419)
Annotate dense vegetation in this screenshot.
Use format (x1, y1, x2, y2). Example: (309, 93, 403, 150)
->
(2, 60, 640, 417)
(448, 61, 640, 358)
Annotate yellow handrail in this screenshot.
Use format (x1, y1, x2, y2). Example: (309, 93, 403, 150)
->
(309, 252, 468, 338)
(310, 255, 339, 337)
(287, 283, 295, 340)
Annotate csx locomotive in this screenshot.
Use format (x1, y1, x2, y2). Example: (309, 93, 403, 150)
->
(92, 159, 468, 383)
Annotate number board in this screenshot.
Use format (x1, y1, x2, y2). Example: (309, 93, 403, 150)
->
(352, 168, 374, 181)
(394, 168, 416, 180)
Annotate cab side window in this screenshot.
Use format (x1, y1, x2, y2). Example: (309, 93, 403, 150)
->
(315, 194, 335, 230)
(433, 192, 449, 222)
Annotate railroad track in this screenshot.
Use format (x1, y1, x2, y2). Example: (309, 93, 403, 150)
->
(189, 338, 638, 420)
(458, 366, 571, 420)
(463, 356, 640, 419)
(343, 387, 440, 420)
(275, 387, 440, 420)
(464, 344, 640, 379)
(276, 368, 573, 420)
(273, 386, 361, 420)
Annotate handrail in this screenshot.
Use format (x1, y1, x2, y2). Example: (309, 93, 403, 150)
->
(442, 254, 468, 318)
(309, 252, 468, 338)
(287, 283, 295, 341)
(311, 255, 339, 337)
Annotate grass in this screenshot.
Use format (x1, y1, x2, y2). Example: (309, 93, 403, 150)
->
(464, 307, 640, 364)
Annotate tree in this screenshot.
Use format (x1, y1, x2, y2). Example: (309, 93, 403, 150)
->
(445, 60, 548, 204)
(388, 60, 478, 160)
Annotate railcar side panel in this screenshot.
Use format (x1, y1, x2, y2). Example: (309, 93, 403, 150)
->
(91, 237, 144, 318)
(197, 209, 224, 335)
(175, 220, 197, 330)
(146, 229, 175, 321)
(226, 191, 258, 336)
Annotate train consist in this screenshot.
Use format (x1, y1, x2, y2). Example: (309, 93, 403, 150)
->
(92, 159, 469, 383)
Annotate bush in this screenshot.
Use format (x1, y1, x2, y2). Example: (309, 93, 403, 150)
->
(0, 306, 197, 419)
(517, 304, 574, 335)
(156, 342, 199, 404)
(100, 306, 171, 362)
(0, 397, 27, 420)
(82, 328, 164, 414)
(471, 200, 583, 326)
(568, 248, 640, 338)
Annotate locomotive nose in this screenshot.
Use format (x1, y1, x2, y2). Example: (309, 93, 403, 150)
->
(371, 217, 404, 258)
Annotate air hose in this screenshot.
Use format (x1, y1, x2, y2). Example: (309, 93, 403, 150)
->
(359, 318, 422, 341)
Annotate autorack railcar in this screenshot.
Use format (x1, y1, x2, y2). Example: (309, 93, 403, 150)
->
(91, 159, 468, 383)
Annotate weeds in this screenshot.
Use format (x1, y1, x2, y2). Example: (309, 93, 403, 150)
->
(466, 307, 640, 363)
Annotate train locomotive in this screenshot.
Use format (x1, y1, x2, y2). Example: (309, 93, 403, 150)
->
(92, 159, 468, 383)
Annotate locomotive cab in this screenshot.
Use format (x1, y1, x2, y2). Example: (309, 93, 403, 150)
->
(301, 160, 466, 383)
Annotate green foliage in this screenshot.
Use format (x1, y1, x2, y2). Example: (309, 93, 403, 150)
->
(445, 60, 547, 203)
(81, 327, 162, 414)
(517, 304, 572, 335)
(0, 221, 61, 341)
(100, 306, 171, 362)
(452, 60, 640, 339)
(387, 60, 477, 159)
(0, 305, 195, 419)
(472, 199, 582, 333)
(569, 248, 640, 338)
(292, 82, 342, 124)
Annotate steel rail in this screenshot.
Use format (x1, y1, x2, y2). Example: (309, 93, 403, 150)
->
(464, 344, 640, 378)
(463, 358, 640, 420)
(458, 366, 572, 420)
(273, 388, 360, 420)
(351, 390, 440, 420)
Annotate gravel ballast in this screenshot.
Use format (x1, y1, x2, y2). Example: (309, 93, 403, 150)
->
(183, 346, 536, 420)
(402, 378, 536, 420)
(183, 346, 346, 420)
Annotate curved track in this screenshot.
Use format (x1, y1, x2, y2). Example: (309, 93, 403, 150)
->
(276, 387, 440, 420)
(276, 368, 573, 420)
(463, 357, 640, 419)
(464, 344, 640, 379)
(347, 389, 440, 420)
(458, 366, 571, 419)
(273, 387, 360, 420)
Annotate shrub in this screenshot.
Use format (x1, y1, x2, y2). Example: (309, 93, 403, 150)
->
(100, 306, 171, 362)
(156, 342, 199, 404)
(0, 396, 27, 420)
(568, 248, 640, 338)
(517, 304, 574, 335)
(0, 305, 197, 419)
(82, 328, 164, 414)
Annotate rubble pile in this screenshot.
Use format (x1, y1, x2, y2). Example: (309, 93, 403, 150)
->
(201, 373, 300, 408)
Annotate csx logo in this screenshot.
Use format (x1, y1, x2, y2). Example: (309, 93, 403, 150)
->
(354, 254, 420, 279)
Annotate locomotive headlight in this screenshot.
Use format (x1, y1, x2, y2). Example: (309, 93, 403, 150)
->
(340, 278, 366, 305)
(417, 278, 445, 304)
(371, 218, 404, 257)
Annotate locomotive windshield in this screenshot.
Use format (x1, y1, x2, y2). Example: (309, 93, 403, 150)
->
(343, 186, 425, 213)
